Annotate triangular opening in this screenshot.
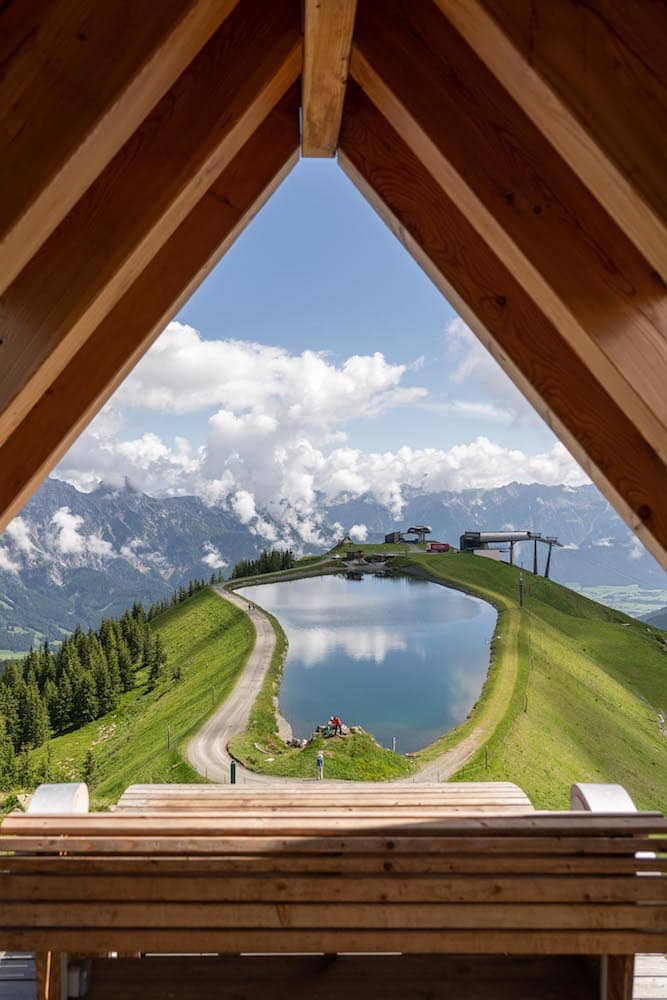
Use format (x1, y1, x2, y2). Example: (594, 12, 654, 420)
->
(2, 156, 664, 652)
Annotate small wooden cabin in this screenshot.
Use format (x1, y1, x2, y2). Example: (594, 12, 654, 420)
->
(1, 1, 666, 997)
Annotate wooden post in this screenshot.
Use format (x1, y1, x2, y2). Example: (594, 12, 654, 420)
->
(603, 955, 634, 1000)
(35, 952, 66, 1000)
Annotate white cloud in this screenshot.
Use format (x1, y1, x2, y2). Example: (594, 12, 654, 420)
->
(116, 323, 425, 418)
(445, 318, 537, 425)
(0, 546, 20, 573)
(5, 517, 36, 556)
(53, 323, 588, 537)
(349, 524, 368, 542)
(201, 543, 227, 570)
(51, 507, 114, 560)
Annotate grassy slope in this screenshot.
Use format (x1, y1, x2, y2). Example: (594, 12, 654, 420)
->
(228, 604, 413, 780)
(32, 589, 254, 808)
(21, 549, 667, 807)
(399, 552, 667, 810)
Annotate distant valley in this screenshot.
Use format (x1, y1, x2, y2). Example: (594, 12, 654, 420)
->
(0, 477, 665, 655)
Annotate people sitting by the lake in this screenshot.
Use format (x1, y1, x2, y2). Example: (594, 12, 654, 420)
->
(316, 751, 324, 780)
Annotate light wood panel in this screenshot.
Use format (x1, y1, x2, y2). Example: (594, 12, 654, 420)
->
(1, 811, 664, 956)
(350, 0, 667, 484)
(435, 0, 667, 280)
(340, 85, 667, 568)
(0, 0, 301, 454)
(0, 0, 237, 294)
(0, 90, 299, 533)
(302, 0, 358, 155)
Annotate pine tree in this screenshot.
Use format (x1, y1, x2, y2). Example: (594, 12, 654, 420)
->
(148, 633, 167, 687)
(82, 748, 96, 787)
(117, 637, 134, 692)
(20, 681, 50, 749)
(73, 671, 98, 725)
(0, 717, 16, 791)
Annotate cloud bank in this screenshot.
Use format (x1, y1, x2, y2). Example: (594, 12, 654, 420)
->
(54, 321, 588, 544)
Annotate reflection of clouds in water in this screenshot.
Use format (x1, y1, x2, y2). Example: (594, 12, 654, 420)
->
(289, 626, 407, 667)
(444, 660, 490, 721)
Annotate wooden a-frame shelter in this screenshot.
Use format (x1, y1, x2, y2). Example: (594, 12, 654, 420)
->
(2, 5, 667, 997)
(1, 0, 666, 572)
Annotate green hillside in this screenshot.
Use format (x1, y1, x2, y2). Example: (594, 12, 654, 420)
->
(29, 589, 254, 808)
(7, 550, 666, 813)
(399, 552, 667, 810)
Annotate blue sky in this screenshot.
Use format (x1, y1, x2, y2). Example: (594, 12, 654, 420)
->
(55, 157, 586, 534)
(176, 158, 555, 454)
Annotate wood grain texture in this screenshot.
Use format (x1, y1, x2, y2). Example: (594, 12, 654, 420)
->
(0, 0, 301, 453)
(1, 812, 664, 958)
(605, 954, 634, 1000)
(0, 927, 661, 956)
(435, 0, 667, 279)
(350, 0, 667, 474)
(478, 0, 667, 278)
(302, 0, 358, 155)
(0, 89, 299, 533)
(339, 83, 667, 570)
(0, 0, 237, 294)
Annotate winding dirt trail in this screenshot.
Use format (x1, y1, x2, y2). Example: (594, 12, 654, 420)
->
(187, 585, 492, 785)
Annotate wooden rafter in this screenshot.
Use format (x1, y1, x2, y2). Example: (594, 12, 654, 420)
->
(0, 0, 301, 455)
(0, 91, 299, 533)
(302, 0, 358, 156)
(0, 0, 238, 295)
(350, 0, 667, 520)
(437, 0, 667, 280)
(339, 83, 667, 570)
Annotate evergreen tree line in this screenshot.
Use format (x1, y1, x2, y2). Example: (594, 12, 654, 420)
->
(231, 549, 295, 580)
(0, 600, 166, 763)
(0, 572, 222, 793)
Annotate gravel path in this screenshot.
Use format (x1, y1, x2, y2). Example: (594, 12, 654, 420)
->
(186, 587, 279, 785)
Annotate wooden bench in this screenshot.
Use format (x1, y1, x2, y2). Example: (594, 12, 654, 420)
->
(114, 780, 536, 814)
(0, 786, 665, 999)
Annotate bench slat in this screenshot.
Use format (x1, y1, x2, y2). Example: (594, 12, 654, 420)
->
(0, 927, 662, 955)
(1, 835, 660, 855)
(2, 900, 666, 931)
(2, 873, 664, 903)
(4, 854, 664, 875)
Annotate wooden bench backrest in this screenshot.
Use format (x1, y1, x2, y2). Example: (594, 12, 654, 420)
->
(1, 808, 666, 956)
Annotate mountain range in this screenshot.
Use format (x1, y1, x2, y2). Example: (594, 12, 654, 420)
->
(1, 477, 665, 655)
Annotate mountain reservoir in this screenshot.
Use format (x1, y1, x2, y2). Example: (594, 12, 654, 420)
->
(238, 573, 497, 752)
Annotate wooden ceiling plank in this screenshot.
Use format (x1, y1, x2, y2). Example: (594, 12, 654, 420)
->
(0, 0, 302, 454)
(0, 0, 238, 295)
(339, 83, 667, 569)
(302, 0, 358, 156)
(0, 89, 300, 534)
(350, 0, 667, 473)
(437, 0, 667, 280)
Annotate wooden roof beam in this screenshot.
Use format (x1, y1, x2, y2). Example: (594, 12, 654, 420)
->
(0, 0, 238, 295)
(302, 0, 358, 156)
(0, 90, 299, 533)
(339, 83, 667, 570)
(436, 0, 667, 280)
(350, 0, 667, 490)
(0, 0, 301, 453)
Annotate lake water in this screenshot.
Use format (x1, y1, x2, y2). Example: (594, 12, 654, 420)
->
(238, 573, 496, 753)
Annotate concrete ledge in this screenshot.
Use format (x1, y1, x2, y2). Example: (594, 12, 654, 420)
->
(570, 783, 637, 813)
(27, 783, 89, 814)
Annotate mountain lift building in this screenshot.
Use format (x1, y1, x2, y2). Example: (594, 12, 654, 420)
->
(460, 530, 562, 577)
